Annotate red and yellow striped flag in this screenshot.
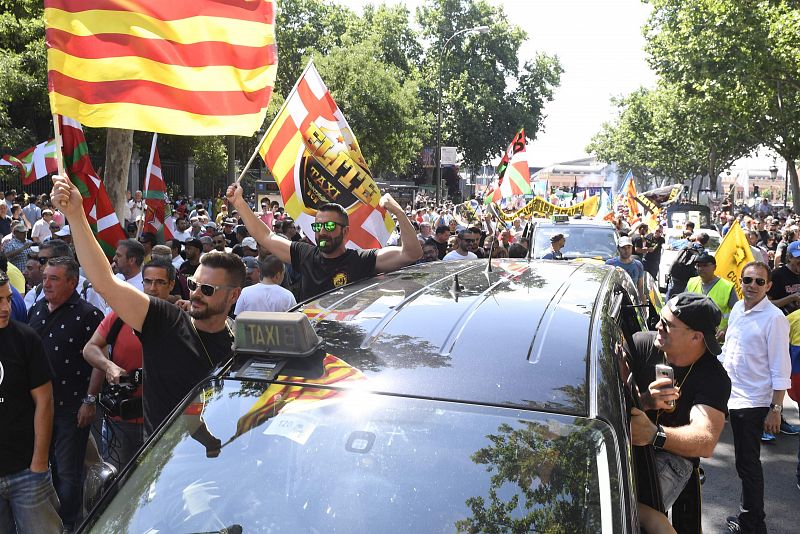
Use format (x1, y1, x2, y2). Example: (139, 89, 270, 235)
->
(258, 61, 394, 249)
(44, 0, 277, 135)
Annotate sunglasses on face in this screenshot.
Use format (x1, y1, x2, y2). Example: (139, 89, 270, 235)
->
(38, 256, 50, 265)
(187, 277, 234, 297)
(143, 278, 169, 287)
(742, 276, 767, 286)
(311, 221, 346, 232)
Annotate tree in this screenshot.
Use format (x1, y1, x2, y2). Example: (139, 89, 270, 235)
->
(416, 0, 563, 170)
(645, 0, 800, 208)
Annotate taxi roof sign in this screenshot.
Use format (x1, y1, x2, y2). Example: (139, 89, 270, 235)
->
(234, 311, 322, 357)
(551, 214, 569, 223)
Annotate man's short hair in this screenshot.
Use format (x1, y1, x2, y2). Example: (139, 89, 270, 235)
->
(695, 232, 710, 246)
(508, 243, 527, 258)
(317, 203, 349, 226)
(742, 261, 772, 282)
(119, 239, 145, 267)
(143, 257, 176, 282)
(39, 239, 73, 259)
(167, 239, 182, 253)
(46, 256, 80, 280)
(435, 225, 449, 235)
(139, 232, 157, 246)
(200, 252, 246, 288)
(0, 269, 8, 287)
(259, 255, 285, 279)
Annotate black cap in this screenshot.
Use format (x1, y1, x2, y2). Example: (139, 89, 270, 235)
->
(666, 293, 722, 355)
(184, 237, 203, 250)
(695, 252, 716, 265)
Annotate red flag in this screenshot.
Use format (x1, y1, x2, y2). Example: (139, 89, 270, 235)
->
(142, 134, 174, 242)
(59, 116, 127, 257)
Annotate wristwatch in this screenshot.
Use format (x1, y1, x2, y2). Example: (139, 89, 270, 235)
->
(769, 403, 782, 414)
(82, 394, 97, 405)
(652, 424, 667, 450)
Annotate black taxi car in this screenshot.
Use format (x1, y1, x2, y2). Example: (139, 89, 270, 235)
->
(79, 258, 677, 533)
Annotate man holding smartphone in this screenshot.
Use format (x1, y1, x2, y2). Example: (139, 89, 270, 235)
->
(629, 293, 731, 513)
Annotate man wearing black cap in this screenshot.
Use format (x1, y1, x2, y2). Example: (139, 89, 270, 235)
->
(542, 233, 566, 260)
(721, 261, 790, 533)
(685, 252, 737, 338)
(629, 293, 731, 514)
(179, 238, 203, 277)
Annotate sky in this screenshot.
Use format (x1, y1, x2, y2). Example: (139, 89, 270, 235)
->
(342, 0, 657, 167)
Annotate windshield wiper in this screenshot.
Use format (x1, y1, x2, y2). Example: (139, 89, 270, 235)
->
(187, 525, 242, 534)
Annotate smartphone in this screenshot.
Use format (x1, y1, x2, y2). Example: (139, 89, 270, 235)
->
(654, 364, 675, 408)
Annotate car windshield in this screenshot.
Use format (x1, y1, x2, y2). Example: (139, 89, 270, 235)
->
(666, 235, 720, 252)
(84, 378, 622, 533)
(533, 225, 618, 260)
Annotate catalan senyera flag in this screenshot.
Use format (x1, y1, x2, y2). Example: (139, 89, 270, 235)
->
(59, 116, 127, 257)
(714, 221, 754, 300)
(258, 61, 394, 249)
(44, 0, 278, 135)
(142, 134, 174, 242)
(487, 128, 532, 204)
(1, 139, 59, 185)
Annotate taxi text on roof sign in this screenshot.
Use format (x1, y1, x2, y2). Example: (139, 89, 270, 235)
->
(234, 312, 322, 357)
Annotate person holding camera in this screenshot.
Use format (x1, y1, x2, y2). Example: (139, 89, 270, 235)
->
(82, 258, 177, 469)
(52, 174, 242, 440)
(629, 293, 731, 514)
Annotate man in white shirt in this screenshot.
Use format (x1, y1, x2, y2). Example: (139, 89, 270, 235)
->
(233, 255, 296, 314)
(31, 209, 54, 243)
(112, 239, 145, 292)
(443, 228, 478, 261)
(721, 261, 791, 534)
(166, 239, 184, 270)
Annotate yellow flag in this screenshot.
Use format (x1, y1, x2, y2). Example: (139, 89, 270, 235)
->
(714, 221, 755, 299)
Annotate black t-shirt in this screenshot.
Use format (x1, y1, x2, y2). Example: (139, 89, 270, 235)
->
(0, 215, 11, 237)
(424, 236, 448, 260)
(643, 234, 665, 265)
(632, 331, 730, 459)
(767, 265, 800, 315)
(290, 241, 377, 301)
(0, 320, 52, 475)
(136, 297, 233, 435)
(631, 234, 647, 261)
(179, 260, 199, 277)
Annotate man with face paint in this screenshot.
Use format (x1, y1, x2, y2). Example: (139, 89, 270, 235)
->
(227, 183, 422, 300)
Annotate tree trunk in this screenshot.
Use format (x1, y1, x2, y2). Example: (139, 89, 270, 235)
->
(788, 159, 799, 213)
(707, 149, 717, 193)
(104, 128, 134, 223)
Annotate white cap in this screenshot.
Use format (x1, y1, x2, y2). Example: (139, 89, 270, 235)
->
(618, 236, 633, 247)
(241, 236, 258, 250)
(55, 225, 71, 237)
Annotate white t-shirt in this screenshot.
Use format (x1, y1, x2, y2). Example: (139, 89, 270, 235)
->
(31, 218, 52, 242)
(234, 283, 297, 315)
(443, 250, 477, 261)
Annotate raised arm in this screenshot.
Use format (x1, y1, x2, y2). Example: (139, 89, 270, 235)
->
(225, 183, 292, 264)
(374, 194, 423, 273)
(50, 174, 149, 331)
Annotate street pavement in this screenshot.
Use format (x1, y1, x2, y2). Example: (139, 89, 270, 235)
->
(700, 397, 800, 533)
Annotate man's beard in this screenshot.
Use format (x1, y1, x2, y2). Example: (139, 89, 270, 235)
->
(189, 296, 227, 320)
(318, 233, 343, 253)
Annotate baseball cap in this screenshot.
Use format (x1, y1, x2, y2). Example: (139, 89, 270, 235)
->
(55, 225, 71, 237)
(695, 252, 716, 265)
(666, 293, 723, 356)
(241, 237, 258, 251)
(223, 218, 237, 226)
(618, 236, 633, 247)
(788, 240, 800, 258)
(12, 222, 27, 234)
(184, 237, 203, 250)
(242, 256, 259, 270)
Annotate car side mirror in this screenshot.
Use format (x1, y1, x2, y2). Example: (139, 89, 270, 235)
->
(83, 461, 117, 514)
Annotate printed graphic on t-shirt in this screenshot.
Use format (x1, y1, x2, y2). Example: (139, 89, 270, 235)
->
(333, 272, 349, 287)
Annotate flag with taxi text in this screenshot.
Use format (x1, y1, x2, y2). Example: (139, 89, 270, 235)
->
(1, 139, 59, 185)
(142, 134, 174, 241)
(45, 0, 278, 136)
(58, 116, 127, 257)
(714, 221, 754, 300)
(257, 61, 393, 249)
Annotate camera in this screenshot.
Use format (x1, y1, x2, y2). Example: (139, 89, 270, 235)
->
(98, 368, 143, 420)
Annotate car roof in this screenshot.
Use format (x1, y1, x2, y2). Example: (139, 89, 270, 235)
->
(289, 259, 615, 417)
(534, 218, 615, 229)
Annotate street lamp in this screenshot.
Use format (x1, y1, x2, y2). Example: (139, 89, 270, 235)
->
(435, 25, 490, 205)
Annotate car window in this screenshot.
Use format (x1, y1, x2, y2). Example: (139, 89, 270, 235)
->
(533, 225, 618, 260)
(84, 379, 624, 533)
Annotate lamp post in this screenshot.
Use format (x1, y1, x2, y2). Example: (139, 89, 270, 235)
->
(435, 25, 489, 206)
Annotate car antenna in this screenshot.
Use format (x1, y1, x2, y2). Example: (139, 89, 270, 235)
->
(524, 218, 533, 262)
(449, 273, 463, 301)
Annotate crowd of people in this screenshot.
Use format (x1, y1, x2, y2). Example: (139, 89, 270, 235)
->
(1, 180, 799, 533)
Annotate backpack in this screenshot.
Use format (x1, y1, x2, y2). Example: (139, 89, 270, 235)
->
(669, 247, 700, 281)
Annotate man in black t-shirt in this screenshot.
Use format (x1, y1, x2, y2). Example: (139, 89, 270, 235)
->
(642, 225, 665, 279)
(768, 240, 800, 315)
(227, 183, 422, 301)
(425, 225, 450, 260)
(630, 293, 731, 512)
(52, 175, 244, 439)
(0, 272, 62, 533)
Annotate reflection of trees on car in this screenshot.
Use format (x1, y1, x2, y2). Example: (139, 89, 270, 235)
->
(455, 420, 604, 533)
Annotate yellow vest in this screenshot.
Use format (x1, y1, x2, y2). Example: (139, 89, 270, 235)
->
(686, 276, 734, 330)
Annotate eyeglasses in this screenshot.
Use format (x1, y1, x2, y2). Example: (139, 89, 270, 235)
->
(187, 277, 234, 297)
(38, 256, 51, 265)
(311, 221, 346, 232)
(143, 278, 169, 287)
(742, 276, 767, 286)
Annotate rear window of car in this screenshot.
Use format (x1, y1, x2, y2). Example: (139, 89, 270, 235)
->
(84, 378, 623, 533)
(533, 225, 618, 260)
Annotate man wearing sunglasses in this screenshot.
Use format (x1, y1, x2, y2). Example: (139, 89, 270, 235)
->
(443, 229, 478, 261)
(51, 174, 244, 438)
(721, 261, 791, 534)
(226, 183, 421, 300)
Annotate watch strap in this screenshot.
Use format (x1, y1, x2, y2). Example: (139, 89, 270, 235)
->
(652, 424, 667, 450)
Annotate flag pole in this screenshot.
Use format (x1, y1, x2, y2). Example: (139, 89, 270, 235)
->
(52, 114, 67, 210)
(235, 59, 316, 184)
(138, 133, 158, 239)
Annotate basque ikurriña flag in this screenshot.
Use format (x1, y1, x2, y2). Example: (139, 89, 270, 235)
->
(45, 0, 277, 136)
(58, 116, 127, 257)
(1, 140, 59, 185)
(488, 127, 532, 204)
(142, 134, 174, 241)
(257, 60, 393, 249)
